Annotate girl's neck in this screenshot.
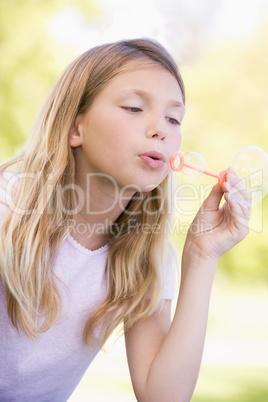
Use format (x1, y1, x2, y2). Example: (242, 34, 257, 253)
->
(70, 170, 135, 251)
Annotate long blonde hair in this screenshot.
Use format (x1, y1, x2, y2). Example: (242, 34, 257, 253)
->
(0, 38, 185, 346)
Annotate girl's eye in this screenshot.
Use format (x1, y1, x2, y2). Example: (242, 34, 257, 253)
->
(167, 117, 180, 126)
(122, 107, 142, 113)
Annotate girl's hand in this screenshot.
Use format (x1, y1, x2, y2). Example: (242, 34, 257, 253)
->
(184, 173, 251, 262)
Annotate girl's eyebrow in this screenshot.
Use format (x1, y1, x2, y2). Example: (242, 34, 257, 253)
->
(119, 89, 185, 110)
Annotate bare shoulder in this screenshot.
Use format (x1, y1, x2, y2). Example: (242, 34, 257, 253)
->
(124, 300, 172, 400)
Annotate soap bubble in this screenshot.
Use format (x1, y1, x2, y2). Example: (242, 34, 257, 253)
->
(232, 146, 268, 205)
(181, 152, 206, 178)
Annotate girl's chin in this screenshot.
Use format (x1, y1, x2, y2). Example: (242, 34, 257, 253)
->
(116, 170, 167, 193)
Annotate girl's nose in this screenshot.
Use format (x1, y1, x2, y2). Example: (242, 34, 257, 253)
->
(146, 117, 166, 141)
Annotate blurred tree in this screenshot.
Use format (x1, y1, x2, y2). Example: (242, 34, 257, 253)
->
(0, 0, 99, 159)
(181, 21, 268, 169)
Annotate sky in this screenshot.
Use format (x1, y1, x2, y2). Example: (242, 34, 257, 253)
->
(48, 0, 268, 63)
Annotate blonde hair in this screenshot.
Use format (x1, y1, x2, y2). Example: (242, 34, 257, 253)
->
(0, 38, 185, 346)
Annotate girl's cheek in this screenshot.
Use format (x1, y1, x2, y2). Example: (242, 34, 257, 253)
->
(171, 136, 182, 152)
(178, 129, 182, 148)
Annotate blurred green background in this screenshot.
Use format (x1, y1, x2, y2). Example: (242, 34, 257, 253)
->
(1, 0, 268, 400)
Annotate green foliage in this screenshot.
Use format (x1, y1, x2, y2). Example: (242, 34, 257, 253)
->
(192, 365, 268, 402)
(0, 0, 98, 159)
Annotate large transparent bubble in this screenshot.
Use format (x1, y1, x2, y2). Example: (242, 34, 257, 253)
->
(232, 146, 268, 205)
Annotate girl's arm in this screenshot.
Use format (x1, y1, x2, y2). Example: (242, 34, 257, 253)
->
(125, 176, 250, 402)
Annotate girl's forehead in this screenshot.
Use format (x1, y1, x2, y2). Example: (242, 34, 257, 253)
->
(104, 63, 183, 99)
(116, 59, 171, 77)
(108, 62, 179, 88)
(84, 61, 184, 109)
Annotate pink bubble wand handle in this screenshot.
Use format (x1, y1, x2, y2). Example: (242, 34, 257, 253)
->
(169, 151, 230, 187)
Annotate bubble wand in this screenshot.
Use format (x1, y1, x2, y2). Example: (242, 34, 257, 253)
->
(169, 146, 268, 206)
(169, 151, 230, 187)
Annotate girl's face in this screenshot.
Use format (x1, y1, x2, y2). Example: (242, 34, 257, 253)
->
(71, 63, 184, 192)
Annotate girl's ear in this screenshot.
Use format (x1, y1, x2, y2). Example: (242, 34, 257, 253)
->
(69, 116, 83, 147)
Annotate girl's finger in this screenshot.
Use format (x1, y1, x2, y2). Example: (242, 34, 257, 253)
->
(225, 191, 250, 235)
(223, 173, 252, 207)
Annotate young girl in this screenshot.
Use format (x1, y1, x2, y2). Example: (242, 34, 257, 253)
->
(0, 39, 250, 401)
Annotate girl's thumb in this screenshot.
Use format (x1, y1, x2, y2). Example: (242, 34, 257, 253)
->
(201, 183, 224, 211)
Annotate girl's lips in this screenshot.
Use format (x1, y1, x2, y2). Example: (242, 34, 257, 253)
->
(139, 151, 165, 169)
(139, 156, 165, 169)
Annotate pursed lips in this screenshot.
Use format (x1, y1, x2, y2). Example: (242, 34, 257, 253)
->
(139, 151, 166, 169)
(139, 151, 165, 162)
